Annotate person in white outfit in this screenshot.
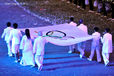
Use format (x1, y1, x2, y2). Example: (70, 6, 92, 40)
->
(68, 17, 77, 53)
(101, 28, 112, 66)
(33, 31, 47, 71)
(1, 22, 13, 57)
(8, 23, 22, 63)
(20, 29, 35, 66)
(69, 17, 77, 26)
(88, 27, 101, 62)
(77, 19, 88, 58)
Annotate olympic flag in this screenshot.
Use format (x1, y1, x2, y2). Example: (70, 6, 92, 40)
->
(19, 23, 93, 46)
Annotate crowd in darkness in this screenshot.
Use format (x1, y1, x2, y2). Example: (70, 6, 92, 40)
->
(64, 0, 114, 19)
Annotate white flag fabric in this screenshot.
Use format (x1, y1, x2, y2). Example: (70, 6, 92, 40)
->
(19, 23, 93, 46)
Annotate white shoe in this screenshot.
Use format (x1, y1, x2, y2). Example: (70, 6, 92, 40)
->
(105, 61, 109, 66)
(18, 59, 20, 62)
(68, 50, 72, 53)
(38, 65, 43, 71)
(8, 53, 13, 57)
(14, 60, 18, 63)
(31, 65, 35, 68)
(80, 54, 83, 58)
(9, 54, 12, 57)
(87, 58, 92, 61)
(20, 63, 26, 66)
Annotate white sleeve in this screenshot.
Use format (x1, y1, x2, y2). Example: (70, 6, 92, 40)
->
(101, 36, 104, 43)
(1, 30, 5, 39)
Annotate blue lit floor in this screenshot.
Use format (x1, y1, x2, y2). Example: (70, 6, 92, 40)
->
(0, 39, 114, 76)
(0, 0, 114, 76)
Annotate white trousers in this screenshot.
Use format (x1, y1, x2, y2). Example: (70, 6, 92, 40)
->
(35, 55, 44, 69)
(69, 45, 75, 51)
(7, 42, 12, 56)
(77, 42, 85, 56)
(102, 53, 110, 65)
(12, 44, 19, 54)
(12, 44, 20, 61)
(89, 45, 101, 62)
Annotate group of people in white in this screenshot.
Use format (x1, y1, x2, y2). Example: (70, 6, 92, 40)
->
(1, 19, 113, 71)
(1, 22, 47, 71)
(68, 17, 112, 66)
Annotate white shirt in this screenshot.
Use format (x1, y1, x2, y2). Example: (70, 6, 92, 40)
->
(33, 36, 47, 55)
(1, 27, 13, 43)
(92, 32, 100, 46)
(8, 29, 22, 45)
(101, 33, 112, 53)
(77, 24, 88, 34)
(69, 21, 77, 26)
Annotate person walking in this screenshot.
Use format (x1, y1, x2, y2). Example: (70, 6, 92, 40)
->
(101, 28, 112, 66)
(1, 22, 13, 57)
(77, 19, 88, 58)
(33, 31, 48, 71)
(8, 23, 22, 63)
(88, 27, 101, 62)
(20, 29, 35, 66)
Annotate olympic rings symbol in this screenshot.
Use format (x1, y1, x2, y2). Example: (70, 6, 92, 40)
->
(35, 30, 75, 39)
(46, 30, 66, 38)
